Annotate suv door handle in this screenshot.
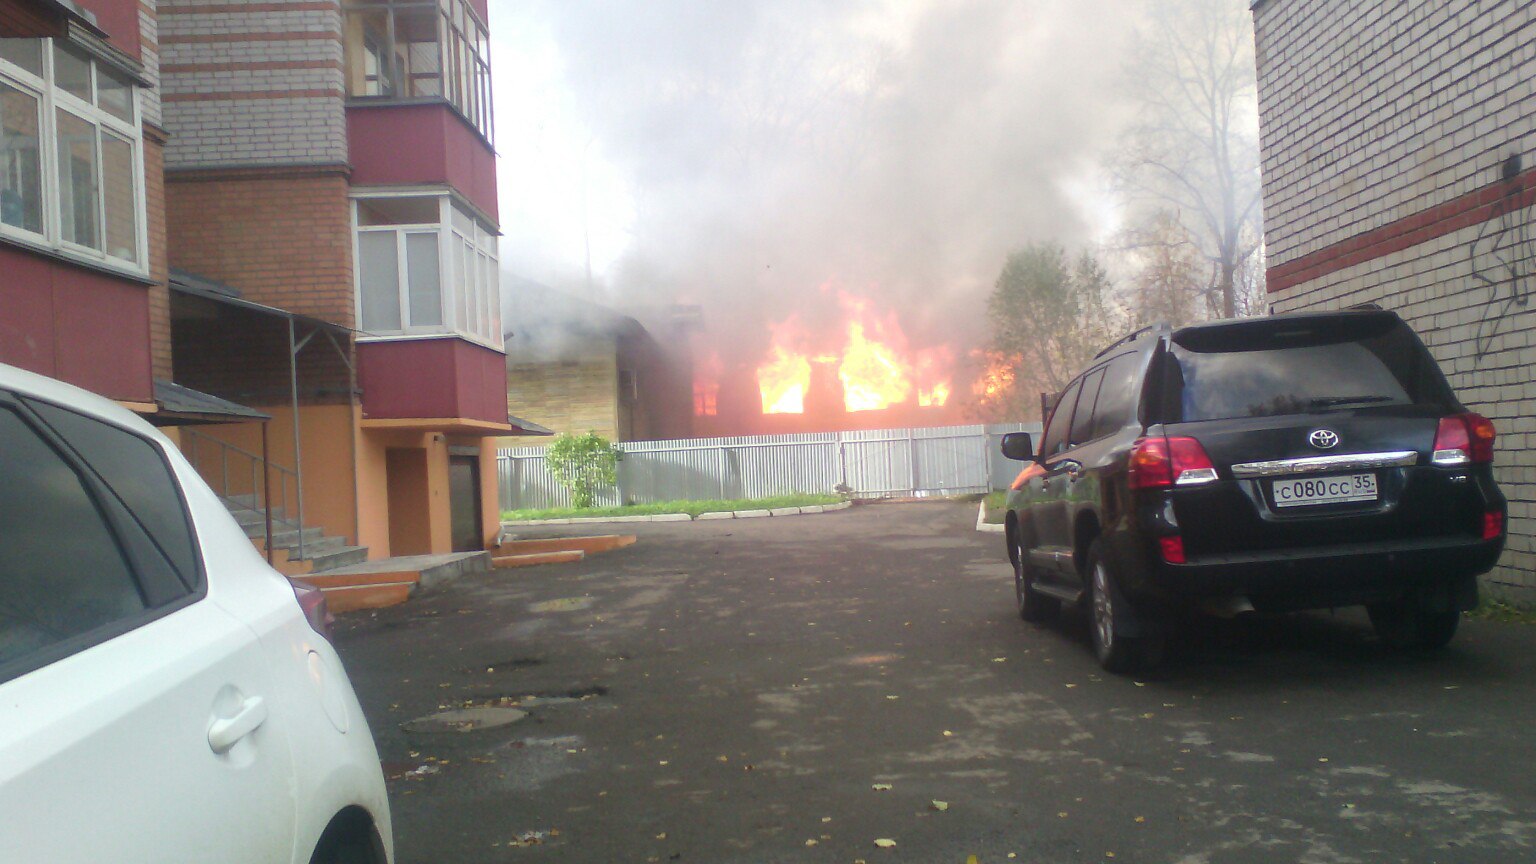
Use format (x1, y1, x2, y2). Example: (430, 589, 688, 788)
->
(208, 695, 268, 754)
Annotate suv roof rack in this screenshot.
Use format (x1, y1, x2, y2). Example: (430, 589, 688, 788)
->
(1093, 323, 1167, 360)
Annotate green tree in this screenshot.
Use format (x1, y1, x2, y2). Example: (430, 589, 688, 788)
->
(1125, 210, 1203, 328)
(984, 243, 1120, 421)
(545, 432, 622, 509)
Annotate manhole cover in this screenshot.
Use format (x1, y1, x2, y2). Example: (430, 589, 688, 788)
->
(402, 707, 528, 733)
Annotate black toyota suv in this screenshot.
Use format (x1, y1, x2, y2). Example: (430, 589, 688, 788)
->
(1000, 309, 1505, 672)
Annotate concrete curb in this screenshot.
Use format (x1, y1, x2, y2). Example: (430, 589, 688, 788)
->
(976, 500, 1005, 534)
(503, 499, 854, 528)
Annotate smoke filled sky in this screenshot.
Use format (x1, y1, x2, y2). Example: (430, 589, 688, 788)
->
(487, 1, 1167, 353)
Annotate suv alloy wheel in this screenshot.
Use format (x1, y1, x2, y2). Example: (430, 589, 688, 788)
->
(1086, 540, 1163, 673)
(1014, 532, 1060, 623)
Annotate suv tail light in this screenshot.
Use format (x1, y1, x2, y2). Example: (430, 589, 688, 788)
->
(1130, 436, 1218, 489)
(291, 579, 335, 641)
(1483, 511, 1504, 541)
(1432, 413, 1496, 465)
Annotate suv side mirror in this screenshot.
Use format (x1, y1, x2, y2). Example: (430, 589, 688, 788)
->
(1000, 432, 1036, 462)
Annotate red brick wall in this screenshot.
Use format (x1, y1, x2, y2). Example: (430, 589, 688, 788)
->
(170, 297, 353, 406)
(165, 168, 355, 328)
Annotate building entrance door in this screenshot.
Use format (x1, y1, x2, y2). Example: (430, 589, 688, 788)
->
(448, 454, 482, 552)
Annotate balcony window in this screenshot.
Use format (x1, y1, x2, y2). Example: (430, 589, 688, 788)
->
(0, 38, 145, 272)
(343, 0, 492, 142)
(354, 193, 500, 348)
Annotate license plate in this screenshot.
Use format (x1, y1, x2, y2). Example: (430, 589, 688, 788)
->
(1272, 473, 1378, 507)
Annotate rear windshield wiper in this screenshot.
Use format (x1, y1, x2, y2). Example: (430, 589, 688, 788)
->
(1307, 395, 1397, 408)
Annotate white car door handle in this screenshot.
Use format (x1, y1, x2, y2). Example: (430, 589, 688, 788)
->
(208, 695, 268, 754)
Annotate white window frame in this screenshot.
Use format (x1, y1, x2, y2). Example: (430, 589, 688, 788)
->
(0, 38, 148, 276)
(351, 189, 502, 350)
(341, 0, 494, 143)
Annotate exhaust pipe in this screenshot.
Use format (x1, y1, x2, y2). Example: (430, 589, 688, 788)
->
(1203, 596, 1256, 618)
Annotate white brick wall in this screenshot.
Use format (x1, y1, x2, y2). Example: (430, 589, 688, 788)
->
(1256, 0, 1536, 264)
(139, 1, 162, 129)
(158, 0, 346, 168)
(1255, 0, 1536, 597)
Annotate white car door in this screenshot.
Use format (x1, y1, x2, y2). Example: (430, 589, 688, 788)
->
(0, 396, 298, 864)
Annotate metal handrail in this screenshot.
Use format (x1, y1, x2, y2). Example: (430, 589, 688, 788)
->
(183, 427, 304, 560)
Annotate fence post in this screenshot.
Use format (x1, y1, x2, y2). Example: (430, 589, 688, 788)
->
(837, 434, 848, 493)
(717, 448, 728, 499)
(907, 428, 918, 495)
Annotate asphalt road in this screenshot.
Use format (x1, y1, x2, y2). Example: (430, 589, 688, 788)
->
(335, 501, 1536, 863)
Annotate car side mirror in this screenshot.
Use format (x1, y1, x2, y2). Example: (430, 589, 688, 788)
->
(1000, 432, 1036, 462)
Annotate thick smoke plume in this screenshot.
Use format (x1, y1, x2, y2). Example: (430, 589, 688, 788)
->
(492, 0, 1150, 367)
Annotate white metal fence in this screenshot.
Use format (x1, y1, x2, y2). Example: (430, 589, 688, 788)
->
(497, 423, 1041, 511)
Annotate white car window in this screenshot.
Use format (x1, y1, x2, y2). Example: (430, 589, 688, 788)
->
(0, 406, 146, 673)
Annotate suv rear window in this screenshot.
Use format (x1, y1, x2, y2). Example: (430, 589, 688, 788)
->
(1158, 314, 1457, 423)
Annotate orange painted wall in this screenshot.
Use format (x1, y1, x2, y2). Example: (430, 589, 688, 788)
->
(478, 446, 500, 548)
(182, 404, 360, 546)
(356, 427, 458, 559)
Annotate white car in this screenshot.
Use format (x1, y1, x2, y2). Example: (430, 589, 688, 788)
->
(0, 363, 392, 864)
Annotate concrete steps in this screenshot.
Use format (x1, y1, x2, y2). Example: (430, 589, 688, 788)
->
(218, 496, 368, 576)
(493, 550, 585, 568)
(498, 535, 637, 556)
(298, 552, 492, 612)
(489, 535, 636, 570)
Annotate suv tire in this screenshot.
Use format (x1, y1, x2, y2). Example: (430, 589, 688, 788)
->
(1087, 540, 1163, 674)
(1014, 533, 1060, 623)
(1368, 599, 1460, 651)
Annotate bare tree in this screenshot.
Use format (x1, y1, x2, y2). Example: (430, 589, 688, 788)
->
(1126, 210, 1204, 327)
(1117, 0, 1264, 319)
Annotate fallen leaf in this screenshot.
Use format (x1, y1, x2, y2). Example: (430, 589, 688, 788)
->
(871, 783, 893, 791)
(931, 801, 949, 811)
(1065, 683, 1077, 688)
(821, 817, 832, 823)
(805, 839, 818, 847)
(1134, 816, 1146, 823)
(942, 730, 954, 737)
(874, 838, 897, 848)
(1058, 811, 1069, 818)
(655, 833, 666, 840)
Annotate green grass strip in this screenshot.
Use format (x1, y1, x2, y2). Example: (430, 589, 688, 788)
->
(503, 493, 844, 522)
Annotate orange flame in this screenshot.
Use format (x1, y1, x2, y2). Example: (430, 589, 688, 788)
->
(693, 351, 722, 416)
(918, 381, 951, 407)
(758, 344, 812, 414)
(753, 291, 956, 415)
(839, 320, 911, 411)
(972, 351, 1019, 399)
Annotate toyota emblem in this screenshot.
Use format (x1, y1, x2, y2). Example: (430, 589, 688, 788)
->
(1309, 429, 1340, 449)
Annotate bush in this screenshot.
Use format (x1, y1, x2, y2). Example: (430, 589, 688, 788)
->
(545, 432, 622, 509)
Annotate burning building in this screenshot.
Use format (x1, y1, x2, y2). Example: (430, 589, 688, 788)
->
(690, 290, 977, 436)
